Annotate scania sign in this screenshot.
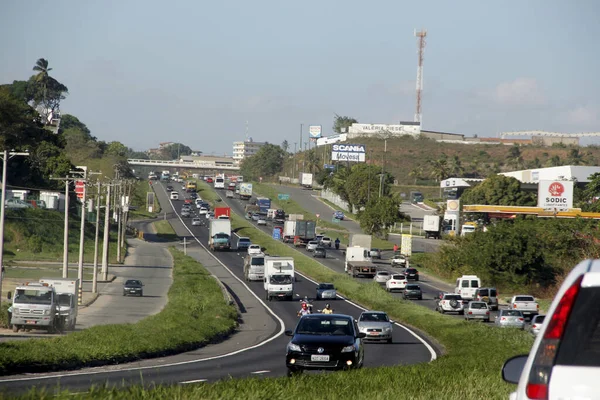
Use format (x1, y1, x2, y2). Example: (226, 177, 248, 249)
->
(537, 180, 573, 211)
(331, 143, 366, 162)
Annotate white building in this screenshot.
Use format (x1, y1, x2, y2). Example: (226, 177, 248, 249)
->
(232, 138, 267, 165)
(500, 166, 600, 184)
(348, 122, 421, 138)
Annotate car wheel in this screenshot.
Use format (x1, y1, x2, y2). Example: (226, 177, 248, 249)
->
(387, 338, 393, 344)
(287, 367, 302, 377)
(418, 296, 422, 300)
(12, 325, 19, 333)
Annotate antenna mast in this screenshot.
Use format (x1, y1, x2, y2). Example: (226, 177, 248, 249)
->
(414, 29, 427, 125)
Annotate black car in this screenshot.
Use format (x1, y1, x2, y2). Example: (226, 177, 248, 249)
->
(166, 185, 173, 192)
(190, 192, 198, 199)
(404, 268, 419, 281)
(313, 247, 327, 258)
(403, 284, 423, 300)
(285, 314, 365, 376)
(123, 279, 144, 297)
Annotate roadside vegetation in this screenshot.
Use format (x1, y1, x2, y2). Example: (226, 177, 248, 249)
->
(0, 249, 237, 375)
(152, 220, 177, 241)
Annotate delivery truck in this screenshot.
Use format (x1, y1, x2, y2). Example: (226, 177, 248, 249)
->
(209, 219, 231, 251)
(423, 215, 443, 239)
(300, 173, 313, 189)
(264, 256, 295, 301)
(239, 183, 253, 201)
(39, 278, 79, 330)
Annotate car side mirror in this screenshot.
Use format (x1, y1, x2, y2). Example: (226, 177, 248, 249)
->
(502, 355, 528, 384)
(284, 330, 294, 337)
(358, 332, 367, 339)
(7, 291, 12, 300)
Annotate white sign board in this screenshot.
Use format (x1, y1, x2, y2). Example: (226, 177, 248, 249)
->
(401, 234, 412, 257)
(331, 143, 366, 162)
(309, 125, 322, 138)
(348, 123, 421, 136)
(537, 180, 573, 211)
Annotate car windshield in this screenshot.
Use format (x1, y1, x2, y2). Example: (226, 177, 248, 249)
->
(250, 257, 264, 266)
(504, 310, 523, 317)
(360, 313, 389, 322)
(319, 284, 335, 290)
(309, 241, 318, 245)
(239, 239, 250, 244)
(214, 233, 229, 239)
(515, 296, 535, 302)
(296, 316, 352, 336)
(406, 269, 417, 273)
(125, 280, 141, 286)
(270, 275, 292, 284)
(14, 289, 53, 305)
(477, 289, 489, 296)
(58, 293, 72, 306)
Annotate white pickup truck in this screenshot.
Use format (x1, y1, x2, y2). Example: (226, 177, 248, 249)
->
(509, 295, 539, 319)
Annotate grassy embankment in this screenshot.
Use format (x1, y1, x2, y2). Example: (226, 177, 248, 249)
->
(129, 180, 161, 219)
(0, 249, 237, 375)
(16, 207, 535, 399)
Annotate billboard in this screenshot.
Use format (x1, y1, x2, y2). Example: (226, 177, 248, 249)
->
(309, 125, 322, 138)
(316, 133, 347, 147)
(331, 143, 366, 162)
(348, 123, 421, 136)
(537, 180, 573, 211)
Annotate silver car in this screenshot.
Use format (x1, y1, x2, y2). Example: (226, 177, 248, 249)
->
(528, 314, 546, 336)
(191, 218, 202, 226)
(373, 270, 391, 284)
(357, 311, 394, 343)
(464, 301, 490, 322)
(495, 309, 525, 329)
(306, 241, 319, 252)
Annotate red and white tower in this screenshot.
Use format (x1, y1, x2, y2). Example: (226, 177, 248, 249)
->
(414, 29, 427, 125)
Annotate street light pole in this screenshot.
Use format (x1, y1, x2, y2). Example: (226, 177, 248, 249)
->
(0, 150, 29, 303)
(92, 181, 101, 293)
(101, 182, 111, 281)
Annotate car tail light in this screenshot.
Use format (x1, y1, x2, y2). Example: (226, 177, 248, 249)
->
(485, 311, 489, 315)
(468, 311, 473, 315)
(501, 317, 506, 321)
(537, 303, 540, 309)
(533, 324, 538, 329)
(525, 275, 583, 400)
(518, 318, 524, 322)
(513, 303, 518, 309)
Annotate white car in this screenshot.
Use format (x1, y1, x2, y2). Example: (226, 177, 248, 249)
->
(385, 274, 408, 292)
(198, 207, 208, 215)
(373, 271, 391, 284)
(170, 192, 179, 200)
(191, 218, 202, 226)
(205, 211, 214, 219)
(320, 237, 332, 248)
(390, 254, 408, 267)
(306, 241, 319, 252)
(502, 259, 600, 398)
(247, 245, 262, 255)
(257, 218, 267, 226)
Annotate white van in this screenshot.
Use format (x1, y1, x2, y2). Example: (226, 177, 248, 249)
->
(455, 275, 481, 300)
(170, 191, 179, 200)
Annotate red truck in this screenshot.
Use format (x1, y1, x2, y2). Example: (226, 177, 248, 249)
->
(214, 207, 231, 219)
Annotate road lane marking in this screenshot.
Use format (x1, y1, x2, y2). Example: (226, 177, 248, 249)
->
(180, 379, 208, 384)
(251, 370, 270, 374)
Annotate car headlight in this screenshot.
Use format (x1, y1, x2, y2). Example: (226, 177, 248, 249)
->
(287, 343, 301, 352)
(385, 326, 393, 332)
(341, 345, 355, 353)
(44, 309, 50, 315)
(12, 308, 18, 314)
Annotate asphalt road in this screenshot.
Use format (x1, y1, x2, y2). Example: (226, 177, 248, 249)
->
(214, 185, 508, 325)
(0, 181, 434, 394)
(267, 184, 443, 254)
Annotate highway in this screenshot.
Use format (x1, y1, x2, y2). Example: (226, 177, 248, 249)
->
(267, 184, 443, 254)
(214, 183, 506, 323)
(0, 181, 435, 394)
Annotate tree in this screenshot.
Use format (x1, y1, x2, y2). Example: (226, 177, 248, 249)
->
(30, 59, 68, 123)
(0, 86, 47, 150)
(344, 164, 392, 211)
(460, 175, 536, 206)
(333, 114, 358, 133)
(358, 196, 403, 236)
(32, 58, 52, 99)
(567, 148, 584, 165)
(239, 144, 285, 180)
(409, 166, 423, 185)
(429, 158, 451, 181)
(305, 148, 322, 174)
(281, 140, 289, 153)
(448, 155, 465, 177)
(106, 141, 129, 157)
(58, 114, 93, 137)
(159, 143, 192, 160)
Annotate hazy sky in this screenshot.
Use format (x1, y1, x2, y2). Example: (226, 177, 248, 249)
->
(2, 1, 599, 154)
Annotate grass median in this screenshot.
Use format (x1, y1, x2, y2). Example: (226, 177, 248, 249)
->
(0, 248, 237, 376)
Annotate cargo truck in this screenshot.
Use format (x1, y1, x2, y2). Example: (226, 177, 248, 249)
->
(39, 278, 79, 330)
(9, 282, 60, 333)
(209, 219, 231, 251)
(300, 173, 313, 189)
(264, 256, 295, 301)
(214, 207, 231, 219)
(239, 183, 253, 201)
(287, 214, 304, 221)
(423, 215, 443, 239)
(348, 233, 372, 249)
(345, 247, 376, 278)
(293, 220, 316, 247)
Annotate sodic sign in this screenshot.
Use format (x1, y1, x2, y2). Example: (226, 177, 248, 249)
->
(537, 180, 573, 211)
(309, 125, 322, 138)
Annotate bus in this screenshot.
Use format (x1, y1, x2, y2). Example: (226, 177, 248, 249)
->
(214, 176, 225, 189)
(256, 197, 271, 213)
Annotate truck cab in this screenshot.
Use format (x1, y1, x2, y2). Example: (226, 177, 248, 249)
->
(9, 282, 59, 333)
(39, 278, 80, 330)
(264, 256, 295, 301)
(244, 254, 265, 282)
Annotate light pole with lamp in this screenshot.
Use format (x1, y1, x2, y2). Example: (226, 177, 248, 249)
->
(0, 150, 29, 303)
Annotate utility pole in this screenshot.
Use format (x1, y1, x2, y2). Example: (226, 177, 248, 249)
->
(414, 29, 427, 125)
(116, 180, 123, 263)
(379, 139, 387, 198)
(101, 182, 112, 281)
(92, 181, 101, 293)
(0, 150, 29, 303)
(51, 175, 74, 278)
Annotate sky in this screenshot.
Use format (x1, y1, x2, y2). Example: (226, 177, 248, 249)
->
(2, 1, 600, 155)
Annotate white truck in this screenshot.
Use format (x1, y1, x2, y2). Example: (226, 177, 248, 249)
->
(300, 173, 313, 188)
(345, 246, 376, 278)
(454, 275, 481, 300)
(423, 215, 442, 239)
(39, 278, 79, 330)
(208, 219, 231, 251)
(9, 282, 59, 333)
(349, 233, 372, 249)
(244, 254, 265, 282)
(287, 214, 304, 221)
(239, 183, 253, 200)
(510, 295, 539, 319)
(264, 256, 295, 301)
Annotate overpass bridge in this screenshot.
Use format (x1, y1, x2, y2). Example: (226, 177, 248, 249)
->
(127, 159, 240, 171)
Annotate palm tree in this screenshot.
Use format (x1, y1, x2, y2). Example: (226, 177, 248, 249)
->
(567, 148, 583, 165)
(408, 166, 423, 185)
(429, 158, 450, 182)
(448, 155, 465, 177)
(33, 58, 52, 102)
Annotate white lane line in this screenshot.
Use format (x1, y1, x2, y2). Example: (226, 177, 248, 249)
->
(179, 379, 208, 384)
(250, 370, 270, 374)
(0, 185, 286, 384)
(218, 192, 438, 362)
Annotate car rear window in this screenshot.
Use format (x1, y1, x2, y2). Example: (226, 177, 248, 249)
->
(445, 295, 462, 300)
(515, 296, 535, 302)
(556, 287, 600, 367)
(406, 285, 420, 290)
(470, 280, 479, 288)
(470, 302, 487, 309)
(490, 289, 497, 297)
(477, 288, 489, 297)
(392, 275, 406, 280)
(406, 268, 417, 273)
(250, 257, 264, 266)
